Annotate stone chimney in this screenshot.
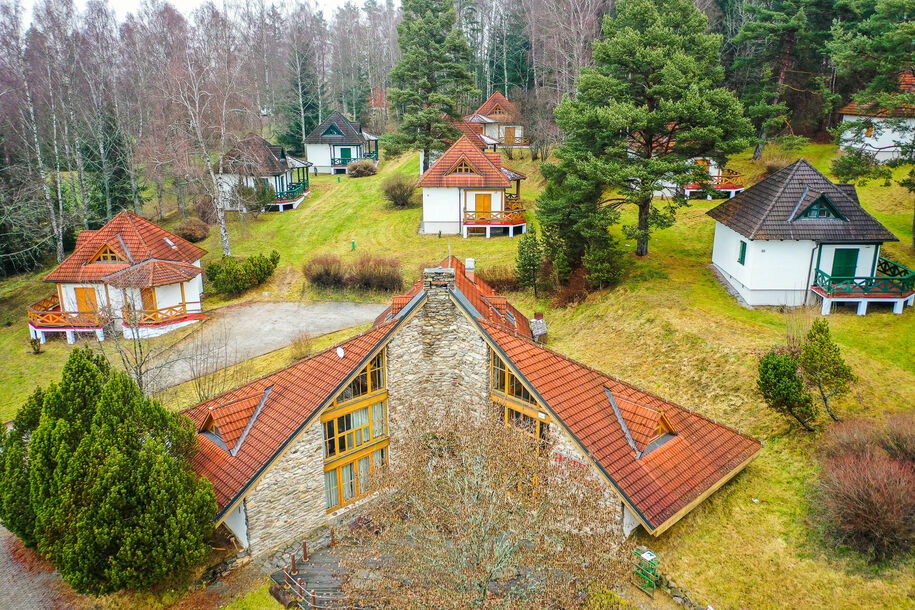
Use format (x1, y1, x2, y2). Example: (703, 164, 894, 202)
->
(421, 267, 456, 355)
(465, 258, 476, 282)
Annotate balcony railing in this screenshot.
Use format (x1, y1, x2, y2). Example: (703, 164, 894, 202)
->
(275, 181, 308, 203)
(499, 137, 530, 146)
(686, 169, 744, 191)
(331, 152, 378, 165)
(813, 258, 915, 297)
(29, 294, 191, 329)
(28, 295, 101, 328)
(464, 209, 526, 225)
(124, 303, 189, 326)
(505, 192, 521, 206)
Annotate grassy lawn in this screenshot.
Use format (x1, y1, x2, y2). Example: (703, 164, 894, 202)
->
(1, 144, 913, 607)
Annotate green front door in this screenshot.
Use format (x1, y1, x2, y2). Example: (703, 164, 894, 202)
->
(831, 248, 859, 277)
(340, 148, 352, 162)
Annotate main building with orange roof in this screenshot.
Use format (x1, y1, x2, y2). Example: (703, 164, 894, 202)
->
(27, 211, 207, 343)
(417, 135, 527, 237)
(183, 256, 760, 554)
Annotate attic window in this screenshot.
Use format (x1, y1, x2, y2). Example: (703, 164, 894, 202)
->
(448, 159, 478, 175)
(90, 245, 124, 263)
(323, 124, 343, 136)
(490, 104, 506, 116)
(799, 195, 845, 220)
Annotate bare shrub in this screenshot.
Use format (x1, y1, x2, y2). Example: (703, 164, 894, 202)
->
(194, 195, 217, 224)
(878, 413, 915, 463)
(347, 255, 404, 292)
(821, 419, 879, 459)
(551, 267, 588, 307)
(304, 254, 346, 289)
(817, 450, 915, 561)
(381, 174, 416, 208)
(173, 217, 210, 243)
(476, 265, 520, 292)
(290, 331, 313, 361)
(347, 159, 377, 177)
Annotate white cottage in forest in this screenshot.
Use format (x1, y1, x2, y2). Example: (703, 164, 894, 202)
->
(707, 160, 913, 314)
(28, 211, 207, 343)
(464, 92, 526, 148)
(304, 111, 379, 174)
(838, 72, 915, 161)
(417, 136, 527, 238)
(216, 134, 312, 212)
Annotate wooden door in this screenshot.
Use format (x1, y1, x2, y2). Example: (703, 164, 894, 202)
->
(695, 158, 711, 175)
(475, 193, 492, 215)
(74, 287, 97, 313)
(340, 147, 352, 161)
(141, 287, 157, 311)
(504, 126, 515, 144)
(831, 249, 859, 278)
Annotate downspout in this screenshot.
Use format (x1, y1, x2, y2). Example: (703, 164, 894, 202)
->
(804, 243, 819, 306)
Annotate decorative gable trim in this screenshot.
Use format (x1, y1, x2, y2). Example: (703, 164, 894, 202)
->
(795, 192, 847, 221)
(323, 124, 343, 136)
(89, 244, 125, 263)
(447, 157, 480, 176)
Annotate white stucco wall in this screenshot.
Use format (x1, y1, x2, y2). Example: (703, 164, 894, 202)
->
(817, 243, 880, 278)
(59, 283, 109, 312)
(481, 122, 523, 141)
(306, 144, 333, 173)
(840, 115, 915, 160)
(223, 501, 249, 548)
(421, 187, 461, 234)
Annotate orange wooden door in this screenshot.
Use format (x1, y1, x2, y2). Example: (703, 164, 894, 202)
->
(74, 287, 97, 313)
(475, 193, 492, 213)
(140, 287, 157, 311)
(504, 126, 515, 144)
(695, 158, 711, 175)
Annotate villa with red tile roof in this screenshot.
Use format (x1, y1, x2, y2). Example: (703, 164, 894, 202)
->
(27, 211, 207, 344)
(183, 256, 760, 554)
(465, 91, 527, 148)
(837, 71, 915, 160)
(417, 136, 527, 237)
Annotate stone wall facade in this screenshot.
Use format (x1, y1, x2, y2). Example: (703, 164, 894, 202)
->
(385, 268, 492, 461)
(243, 418, 327, 554)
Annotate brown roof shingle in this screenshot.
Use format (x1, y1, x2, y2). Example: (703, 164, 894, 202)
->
(706, 160, 897, 242)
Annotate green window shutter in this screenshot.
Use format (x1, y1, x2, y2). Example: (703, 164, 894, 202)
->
(738, 241, 747, 265)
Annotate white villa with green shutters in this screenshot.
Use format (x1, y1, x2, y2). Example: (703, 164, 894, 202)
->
(707, 160, 913, 315)
(216, 134, 312, 212)
(304, 111, 379, 175)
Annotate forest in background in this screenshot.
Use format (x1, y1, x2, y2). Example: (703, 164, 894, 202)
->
(0, 0, 910, 272)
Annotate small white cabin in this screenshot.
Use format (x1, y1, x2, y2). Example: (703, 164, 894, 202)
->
(304, 111, 379, 175)
(707, 160, 912, 315)
(216, 134, 312, 212)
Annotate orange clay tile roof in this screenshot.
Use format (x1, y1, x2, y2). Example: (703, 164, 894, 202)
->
(45, 211, 206, 284)
(105, 260, 203, 288)
(204, 393, 264, 452)
(375, 256, 533, 339)
(417, 137, 512, 189)
(838, 71, 915, 116)
(479, 321, 761, 531)
(184, 321, 399, 516)
(454, 121, 489, 149)
(474, 91, 521, 122)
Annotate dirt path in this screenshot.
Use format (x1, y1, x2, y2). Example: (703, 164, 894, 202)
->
(147, 301, 387, 393)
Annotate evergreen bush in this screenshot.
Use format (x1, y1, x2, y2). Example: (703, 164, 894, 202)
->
(207, 250, 281, 295)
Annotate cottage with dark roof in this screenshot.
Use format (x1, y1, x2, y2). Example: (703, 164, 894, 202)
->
(838, 71, 915, 161)
(707, 160, 913, 314)
(28, 211, 207, 344)
(184, 256, 760, 554)
(417, 136, 527, 237)
(216, 134, 312, 212)
(304, 111, 379, 175)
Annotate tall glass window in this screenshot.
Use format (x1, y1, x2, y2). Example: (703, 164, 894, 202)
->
(324, 470, 338, 510)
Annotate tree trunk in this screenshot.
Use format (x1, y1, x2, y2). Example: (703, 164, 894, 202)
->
(787, 406, 815, 431)
(818, 383, 840, 421)
(635, 198, 651, 257)
(753, 32, 795, 161)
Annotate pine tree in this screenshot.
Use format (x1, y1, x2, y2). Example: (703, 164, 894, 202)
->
(386, 0, 479, 171)
(278, 47, 324, 156)
(0, 388, 44, 546)
(798, 319, 856, 422)
(516, 225, 542, 295)
(538, 0, 753, 262)
(582, 234, 624, 290)
(757, 350, 817, 432)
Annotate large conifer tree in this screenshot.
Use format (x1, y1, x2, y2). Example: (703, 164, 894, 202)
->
(538, 0, 752, 259)
(386, 0, 478, 171)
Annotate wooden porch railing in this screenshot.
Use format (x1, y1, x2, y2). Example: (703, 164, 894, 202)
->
(124, 303, 189, 325)
(331, 153, 378, 165)
(505, 192, 521, 206)
(464, 209, 526, 225)
(28, 294, 101, 328)
(275, 182, 308, 203)
(499, 136, 530, 146)
(813, 258, 915, 296)
(687, 169, 744, 191)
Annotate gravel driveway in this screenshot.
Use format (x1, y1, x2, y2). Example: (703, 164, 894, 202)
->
(148, 301, 387, 393)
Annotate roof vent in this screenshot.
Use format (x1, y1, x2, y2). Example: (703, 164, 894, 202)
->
(336, 347, 345, 359)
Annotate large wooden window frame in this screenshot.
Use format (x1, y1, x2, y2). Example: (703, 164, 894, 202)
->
(324, 443, 388, 512)
(489, 348, 551, 440)
(334, 350, 385, 407)
(490, 348, 535, 405)
(90, 245, 124, 263)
